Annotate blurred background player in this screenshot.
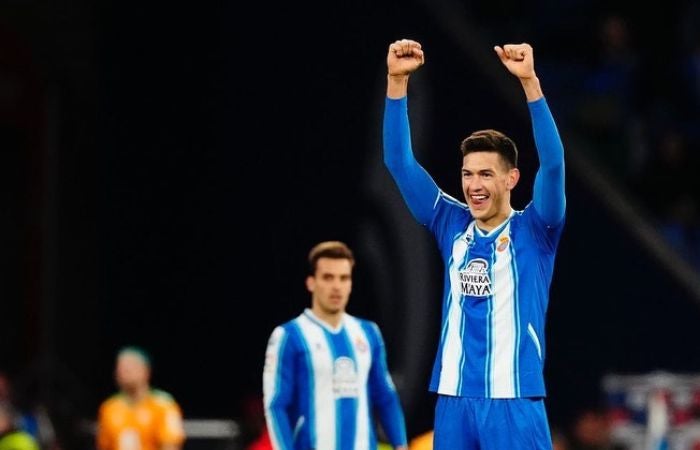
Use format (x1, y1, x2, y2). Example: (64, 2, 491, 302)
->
(263, 240, 408, 450)
(0, 400, 40, 450)
(96, 346, 185, 450)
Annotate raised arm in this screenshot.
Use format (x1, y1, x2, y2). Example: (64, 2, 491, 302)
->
(495, 43, 565, 225)
(383, 39, 441, 225)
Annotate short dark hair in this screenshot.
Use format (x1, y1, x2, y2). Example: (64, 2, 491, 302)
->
(308, 241, 355, 275)
(117, 346, 152, 368)
(460, 129, 518, 169)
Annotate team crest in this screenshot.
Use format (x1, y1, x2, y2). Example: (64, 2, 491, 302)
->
(355, 337, 368, 353)
(497, 236, 510, 252)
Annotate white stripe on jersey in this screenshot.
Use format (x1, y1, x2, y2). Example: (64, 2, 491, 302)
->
(297, 314, 336, 450)
(440, 229, 471, 394)
(262, 326, 286, 450)
(489, 222, 517, 398)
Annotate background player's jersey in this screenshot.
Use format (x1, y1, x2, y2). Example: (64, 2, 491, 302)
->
(96, 389, 185, 450)
(383, 96, 566, 399)
(263, 309, 407, 450)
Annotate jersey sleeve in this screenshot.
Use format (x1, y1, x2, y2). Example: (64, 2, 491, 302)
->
(95, 401, 112, 450)
(156, 397, 186, 445)
(365, 322, 408, 447)
(383, 96, 441, 226)
(262, 326, 296, 450)
(529, 97, 566, 227)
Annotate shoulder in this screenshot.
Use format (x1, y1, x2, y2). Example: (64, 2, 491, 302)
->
(149, 389, 180, 407)
(520, 202, 565, 230)
(346, 314, 383, 338)
(270, 312, 307, 335)
(345, 313, 374, 327)
(265, 318, 305, 353)
(99, 392, 126, 410)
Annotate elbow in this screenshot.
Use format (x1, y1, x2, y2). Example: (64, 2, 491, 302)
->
(383, 154, 401, 175)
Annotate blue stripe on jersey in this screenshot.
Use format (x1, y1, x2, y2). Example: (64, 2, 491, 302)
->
(270, 330, 289, 448)
(294, 321, 317, 448)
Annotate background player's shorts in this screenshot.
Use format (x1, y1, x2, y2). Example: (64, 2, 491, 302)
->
(433, 394, 552, 450)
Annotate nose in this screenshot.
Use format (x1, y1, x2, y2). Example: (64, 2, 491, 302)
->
(468, 175, 483, 191)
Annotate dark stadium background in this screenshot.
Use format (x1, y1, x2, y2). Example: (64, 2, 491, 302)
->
(2, 0, 700, 448)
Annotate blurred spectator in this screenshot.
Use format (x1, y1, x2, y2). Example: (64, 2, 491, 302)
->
(96, 346, 186, 450)
(408, 429, 433, 450)
(574, 12, 642, 179)
(568, 406, 625, 450)
(0, 400, 39, 450)
(0, 371, 57, 449)
(631, 125, 700, 269)
(551, 427, 571, 450)
(678, 1, 700, 124)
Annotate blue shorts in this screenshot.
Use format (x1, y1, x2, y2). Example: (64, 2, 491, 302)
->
(433, 395, 553, 450)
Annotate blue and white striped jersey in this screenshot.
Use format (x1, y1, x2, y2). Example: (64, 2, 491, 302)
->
(383, 96, 565, 399)
(263, 309, 407, 450)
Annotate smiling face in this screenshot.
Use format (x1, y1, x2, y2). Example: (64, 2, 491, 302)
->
(461, 151, 519, 230)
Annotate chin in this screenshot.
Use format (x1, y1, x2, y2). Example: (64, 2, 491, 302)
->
(469, 210, 485, 220)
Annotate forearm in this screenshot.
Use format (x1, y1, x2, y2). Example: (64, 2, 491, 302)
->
(520, 76, 543, 102)
(376, 397, 408, 448)
(387, 74, 409, 99)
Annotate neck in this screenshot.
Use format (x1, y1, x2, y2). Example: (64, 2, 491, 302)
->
(310, 306, 343, 328)
(124, 385, 149, 403)
(476, 208, 512, 232)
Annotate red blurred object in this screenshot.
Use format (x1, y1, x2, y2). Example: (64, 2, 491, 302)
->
(247, 426, 273, 450)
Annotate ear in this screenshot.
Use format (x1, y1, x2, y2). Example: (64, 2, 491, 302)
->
(305, 275, 314, 293)
(507, 168, 520, 190)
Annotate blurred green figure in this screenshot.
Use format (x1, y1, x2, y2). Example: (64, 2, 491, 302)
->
(0, 401, 39, 450)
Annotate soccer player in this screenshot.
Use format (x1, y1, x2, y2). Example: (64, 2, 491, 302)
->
(96, 346, 186, 450)
(262, 241, 408, 450)
(383, 39, 566, 449)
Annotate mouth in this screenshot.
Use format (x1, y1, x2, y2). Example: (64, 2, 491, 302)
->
(469, 194, 489, 208)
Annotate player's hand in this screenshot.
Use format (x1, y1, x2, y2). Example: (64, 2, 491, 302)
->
(494, 43, 535, 80)
(387, 39, 425, 76)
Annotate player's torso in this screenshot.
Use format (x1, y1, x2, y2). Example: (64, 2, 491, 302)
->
(289, 312, 377, 450)
(101, 396, 167, 450)
(436, 211, 550, 397)
(292, 312, 373, 400)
